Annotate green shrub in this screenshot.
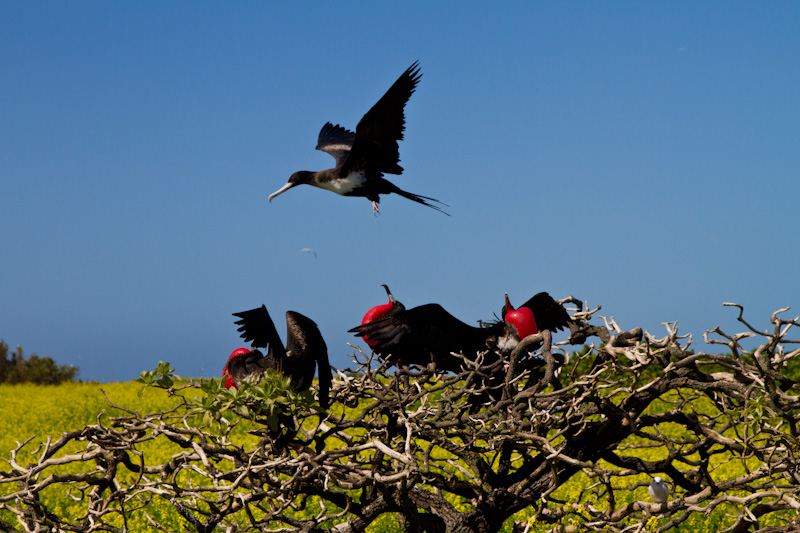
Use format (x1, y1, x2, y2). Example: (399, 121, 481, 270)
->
(0, 340, 78, 385)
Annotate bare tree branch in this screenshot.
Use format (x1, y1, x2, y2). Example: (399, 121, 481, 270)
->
(2, 301, 799, 532)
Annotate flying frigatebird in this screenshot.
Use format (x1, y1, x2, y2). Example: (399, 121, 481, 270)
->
(223, 305, 332, 409)
(348, 285, 571, 373)
(268, 62, 448, 215)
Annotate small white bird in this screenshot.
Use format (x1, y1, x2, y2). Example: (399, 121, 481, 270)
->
(648, 476, 670, 504)
(301, 248, 318, 259)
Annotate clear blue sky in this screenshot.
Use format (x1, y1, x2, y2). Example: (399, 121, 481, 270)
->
(2, 3, 798, 382)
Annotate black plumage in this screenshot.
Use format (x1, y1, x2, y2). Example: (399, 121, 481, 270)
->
(224, 305, 332, 408)
(349, 286, 571, 373)
(351, 287, 572, 412)
(268, 62, 448, 215)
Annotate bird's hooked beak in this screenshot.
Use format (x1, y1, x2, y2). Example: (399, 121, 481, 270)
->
(504, 293, 514, 312)
(381, 284, 396, 304)
(268, 181, 297, 202)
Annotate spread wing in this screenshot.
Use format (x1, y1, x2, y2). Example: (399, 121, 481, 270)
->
(343, 62, 421, 176)
(316, 122, 355, 167)
(233, 305, 287, 360)
(285, 311, 332, 408)
(350, 302, 480, 370)
(519, 293, 571, 333)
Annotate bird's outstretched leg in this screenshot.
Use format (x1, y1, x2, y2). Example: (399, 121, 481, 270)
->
(372, 201, 380, 216)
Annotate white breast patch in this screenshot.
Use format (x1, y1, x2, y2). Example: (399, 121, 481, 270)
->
(315, 171, 367, 196)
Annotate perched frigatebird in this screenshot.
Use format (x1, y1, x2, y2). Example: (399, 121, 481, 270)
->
(348, 285, 571, 373)
(223, 305, 332, 408)
(268, 62, 448, 215)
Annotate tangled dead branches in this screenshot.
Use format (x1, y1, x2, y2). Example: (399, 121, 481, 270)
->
(1, 299, 799, 533)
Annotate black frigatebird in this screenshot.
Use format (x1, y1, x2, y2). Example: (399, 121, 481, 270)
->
(348, 285, 571, 373)
(268, 62, 448, 215)
(223, 305, 332, 408)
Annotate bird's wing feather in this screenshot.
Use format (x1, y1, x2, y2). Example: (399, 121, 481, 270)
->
(344, 62, 421, 176)
(350, 303, 479, 369)
(349, 312, 411, 347)
(285, 311, 331, 408)
(316, 122, 355, 167)
(233, 305, 287, 360)
(349, 295, 413, 345)
(519, 293, 572, 332)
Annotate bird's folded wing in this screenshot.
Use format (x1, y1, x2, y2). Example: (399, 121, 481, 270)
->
(285, 311, 332, 408)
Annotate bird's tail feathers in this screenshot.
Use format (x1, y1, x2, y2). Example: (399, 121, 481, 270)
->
(393, 187, 450, 216)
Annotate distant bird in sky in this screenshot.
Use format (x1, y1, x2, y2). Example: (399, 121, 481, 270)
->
(648, 477, 670, 504)
(301, 248, 317, 259)
(223, 304, 332, 408)
(268, 62, 449, 215)
(349, 285, 571, 373)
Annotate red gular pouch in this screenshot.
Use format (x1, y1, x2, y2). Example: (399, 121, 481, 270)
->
(360, 298, 395, 347)
(503, 294, 538, 340)
(222, 347, 252, 389)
